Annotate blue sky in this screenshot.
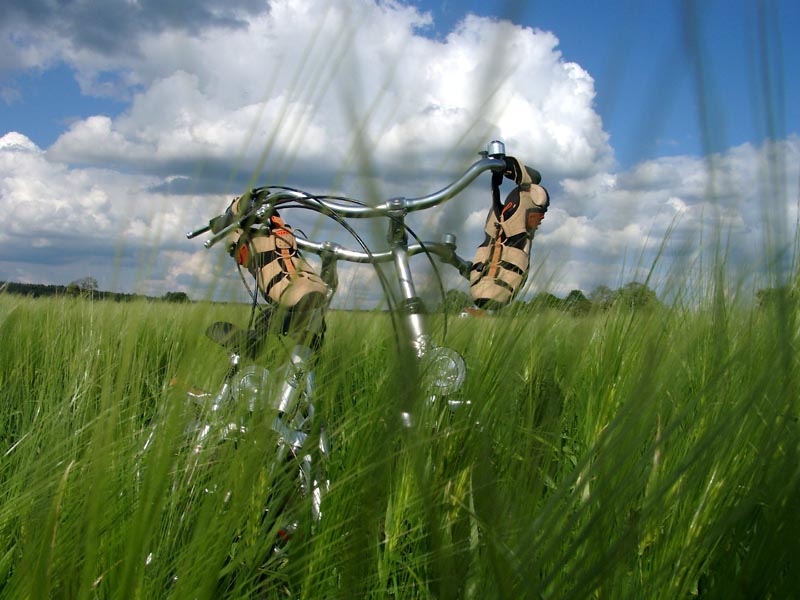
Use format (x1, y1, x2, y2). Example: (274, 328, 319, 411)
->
(1, 0, 798, 302)
(421, 0, 800, 165)
(2, 63, 128, 149)
(4, 1, 796, 167)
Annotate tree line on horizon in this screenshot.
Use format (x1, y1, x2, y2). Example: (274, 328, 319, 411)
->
(438, 282, 661, 316)
(0, 278, 190, 303)
(4, 278, 794, 315)
(439, 281, 799, 315)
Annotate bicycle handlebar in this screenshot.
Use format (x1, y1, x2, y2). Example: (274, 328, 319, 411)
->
(262, 155, 506, 218)
(188, 150, 508, 248)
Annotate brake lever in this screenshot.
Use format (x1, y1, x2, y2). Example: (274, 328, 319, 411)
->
(187, 188, 276, 245)
(185, 213, 233, 243)
(186, 211, 237, 239)
(203, 201, 276, 249)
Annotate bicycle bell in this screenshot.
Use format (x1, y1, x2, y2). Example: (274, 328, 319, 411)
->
(487, 140, 506, 158)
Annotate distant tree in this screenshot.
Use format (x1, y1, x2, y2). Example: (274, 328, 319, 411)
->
(563, 289, 591, 315)
(614, 281, 659, 310)
(77, 276, 98, 291)
(439, 288, 472, 314)
(589, 285, 615, 310)
(163, 291, 191, 303)
(67, 276, 98, 297)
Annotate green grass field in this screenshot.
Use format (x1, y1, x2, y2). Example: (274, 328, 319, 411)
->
(1, 286, 798, 599)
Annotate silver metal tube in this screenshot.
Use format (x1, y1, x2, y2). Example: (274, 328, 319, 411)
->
(401, 156, 505, 211)
(271, 157, 505, 218)
(392, 246, 429, 354)
(274, 345, 313, 415)
(296, 239, 388, 263)
(296, 239, 465, 265)
(203, 156, 505, 249)
(393, 246, 416, 301)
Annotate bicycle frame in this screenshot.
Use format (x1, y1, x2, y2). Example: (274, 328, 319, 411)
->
(182, 142, 509, 532)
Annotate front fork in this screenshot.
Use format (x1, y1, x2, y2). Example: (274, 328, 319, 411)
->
(186, 343, 329, 523)
(270, 344, 330, 523)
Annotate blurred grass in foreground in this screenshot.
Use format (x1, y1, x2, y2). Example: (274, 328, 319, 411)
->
(0, 283, 797, 598)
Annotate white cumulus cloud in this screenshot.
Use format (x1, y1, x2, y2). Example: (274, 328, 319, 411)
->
(1, 0, 797, 305)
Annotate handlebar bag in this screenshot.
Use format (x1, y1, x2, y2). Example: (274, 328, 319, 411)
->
(469, 159, 549, 309)
(225, 197, 328, 311)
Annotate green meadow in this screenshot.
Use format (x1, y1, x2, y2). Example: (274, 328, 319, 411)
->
(1, 282, 797, 598)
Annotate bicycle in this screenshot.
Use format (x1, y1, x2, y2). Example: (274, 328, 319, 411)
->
(171, 140, 541, 591)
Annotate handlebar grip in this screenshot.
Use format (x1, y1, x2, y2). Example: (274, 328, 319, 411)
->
(186, 224, 211, 239)
(209, 212, 234, 234)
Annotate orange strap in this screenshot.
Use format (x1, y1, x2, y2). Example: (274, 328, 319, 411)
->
(280, 247, 296, 276)
(236, 244, 249, 266)
(487, 222, 504, 279)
